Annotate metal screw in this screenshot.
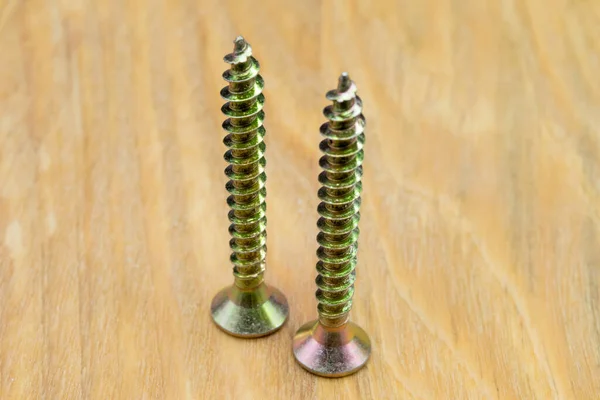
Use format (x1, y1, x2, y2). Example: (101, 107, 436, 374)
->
(293, 73, 371, 377)
(210, 36, 289, 338)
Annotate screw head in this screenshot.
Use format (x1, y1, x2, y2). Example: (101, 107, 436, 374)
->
(293, 319, 371, 377)
(210, 283, 289, 337)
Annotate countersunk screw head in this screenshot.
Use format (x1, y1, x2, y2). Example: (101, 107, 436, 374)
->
(293, 319, 371, 377)
(211, 283, 289, 338)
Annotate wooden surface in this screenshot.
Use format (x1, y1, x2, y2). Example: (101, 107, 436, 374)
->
(1, 0, 599, 398)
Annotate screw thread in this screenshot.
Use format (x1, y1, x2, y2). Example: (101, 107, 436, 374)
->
(221, 37, 267, 290)
(315, 73, 366, 327)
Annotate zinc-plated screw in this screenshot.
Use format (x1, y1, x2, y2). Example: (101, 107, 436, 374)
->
(210, 36, 289, 338)
(293, 73, 371, 377)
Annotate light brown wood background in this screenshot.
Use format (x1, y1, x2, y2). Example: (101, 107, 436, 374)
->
(1, 0, 599, 398)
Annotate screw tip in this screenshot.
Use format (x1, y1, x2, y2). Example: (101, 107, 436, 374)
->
(337, 72, 351, 91)
(326, 72, 356, 102)
(224, 35, 252, 64)
(233, 35, 248, 54)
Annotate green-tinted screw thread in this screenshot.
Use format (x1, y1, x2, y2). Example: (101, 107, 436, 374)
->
(220, 37, 267, 290)
(316, 73, 366, 327)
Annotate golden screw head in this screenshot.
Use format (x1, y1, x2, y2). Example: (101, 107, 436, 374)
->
(293, 319, 371, 377)
(211, 283, 289, 338)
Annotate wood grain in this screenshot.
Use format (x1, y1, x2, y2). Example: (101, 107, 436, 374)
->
(1, 0, 599, 398)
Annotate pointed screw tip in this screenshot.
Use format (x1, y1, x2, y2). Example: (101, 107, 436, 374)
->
(337, 72, 351, 91)
(233, 36, 248, 53)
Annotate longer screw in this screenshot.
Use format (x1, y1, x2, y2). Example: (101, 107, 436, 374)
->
(293, 73, 371, 377)
(210, 36, 289, 337)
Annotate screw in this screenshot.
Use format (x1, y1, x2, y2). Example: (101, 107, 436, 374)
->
(210, 36, 289, 338)
(293, 73, 371, 377)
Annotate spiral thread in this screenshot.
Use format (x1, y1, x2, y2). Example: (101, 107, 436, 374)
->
(315, 73, 366, 327)
(221, 37, 267, 290)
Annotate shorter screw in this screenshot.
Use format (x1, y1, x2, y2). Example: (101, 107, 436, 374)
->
(293, 73, 371, 377)
(210, 36, 288, 338)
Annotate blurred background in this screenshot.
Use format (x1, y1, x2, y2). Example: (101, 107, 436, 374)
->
(1, 0, 599, 398)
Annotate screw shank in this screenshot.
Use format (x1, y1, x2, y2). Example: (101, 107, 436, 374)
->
(316, 75, 366, 327)
(221, 41, 267, 290)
